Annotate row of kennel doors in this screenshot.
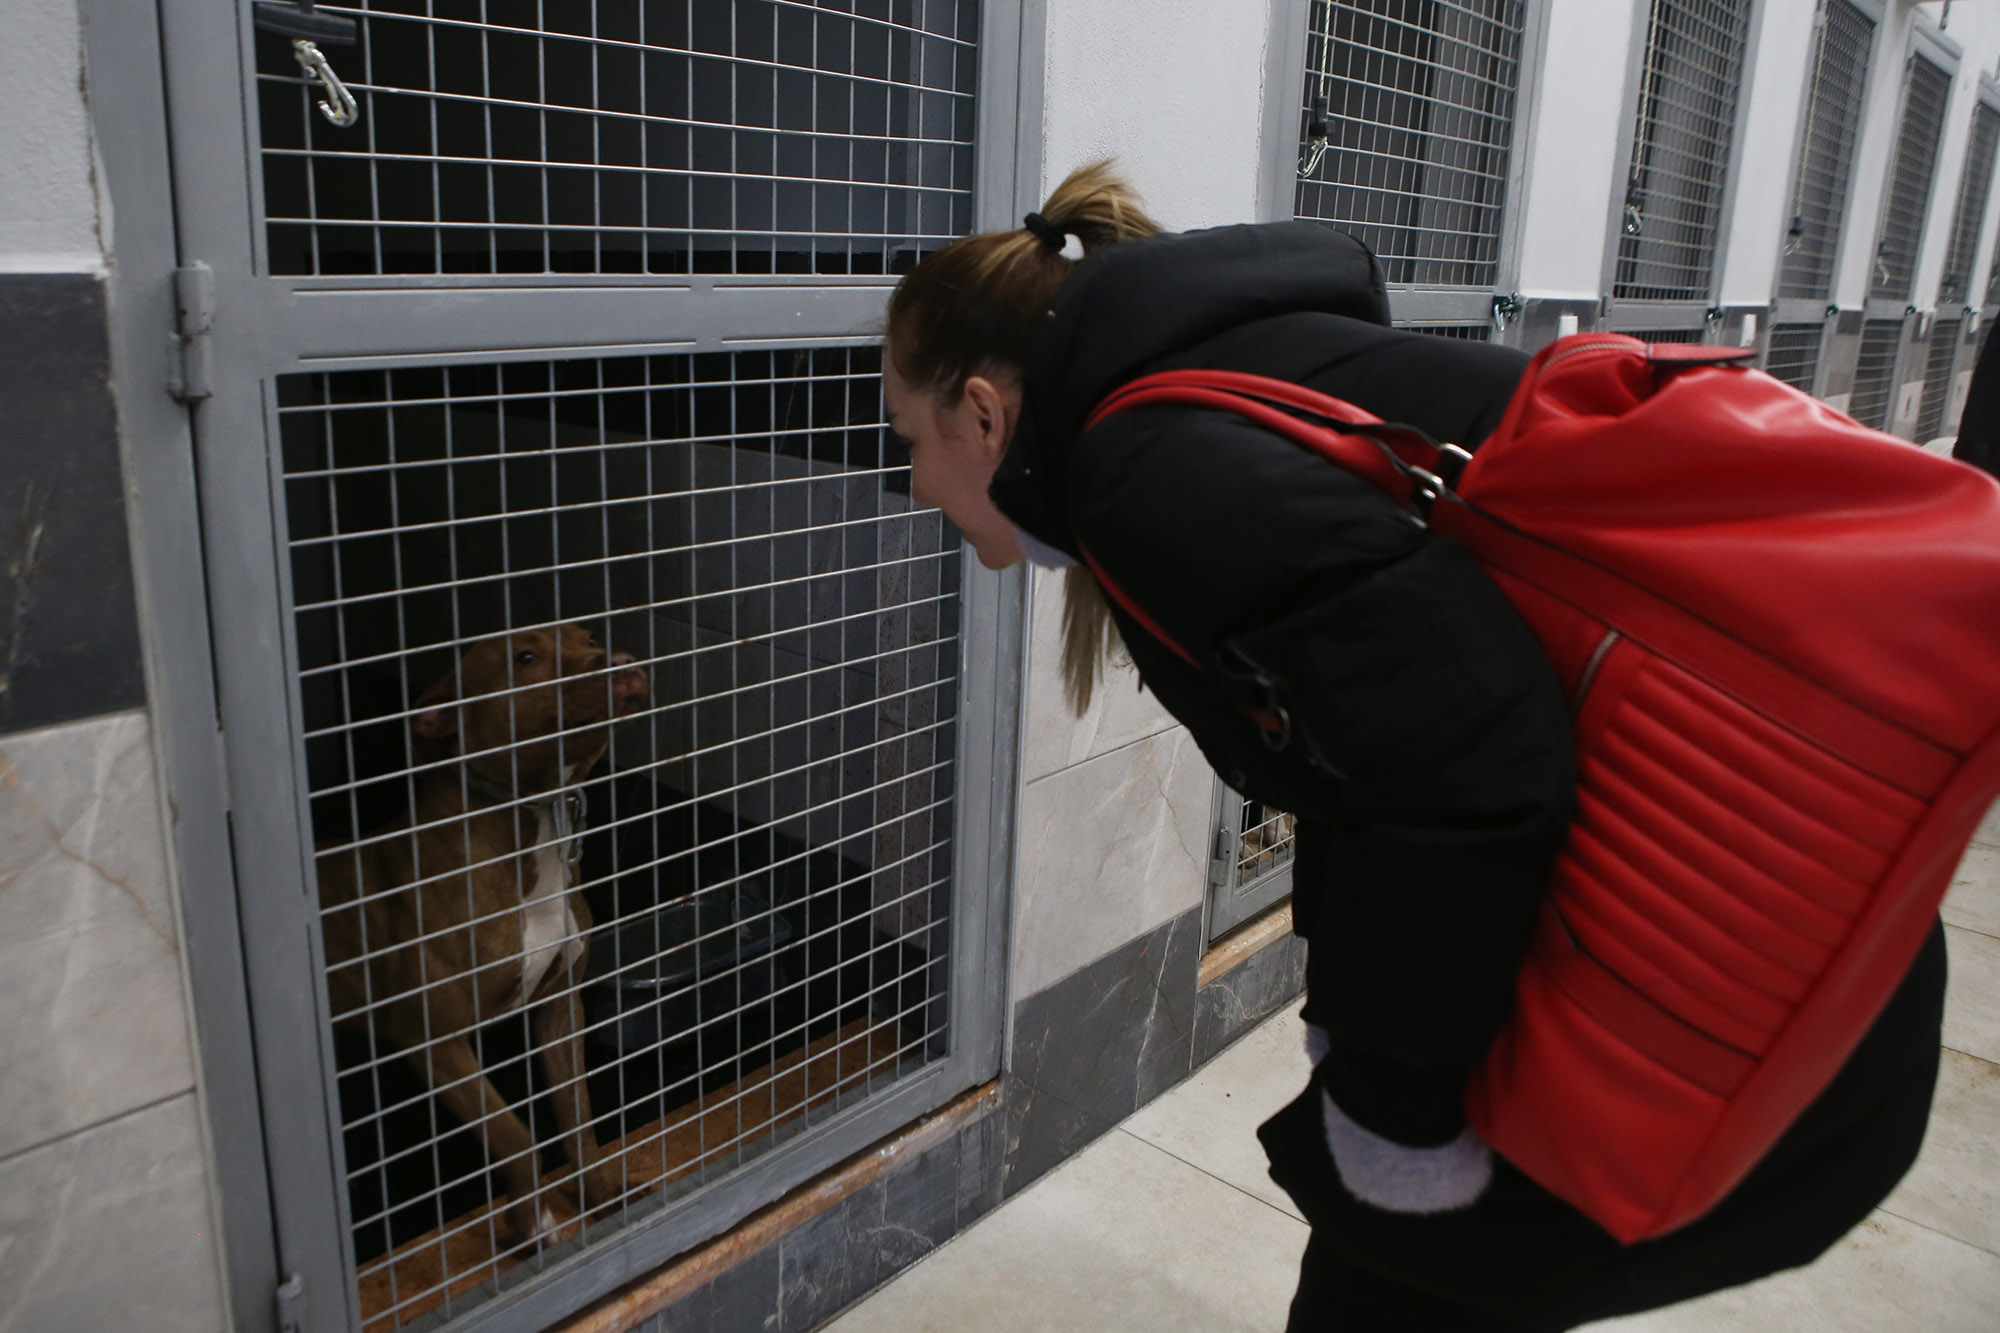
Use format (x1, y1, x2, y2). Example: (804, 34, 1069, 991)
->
(1292, 0, 1997, 444)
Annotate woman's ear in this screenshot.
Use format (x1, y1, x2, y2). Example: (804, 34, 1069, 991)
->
(959, 373, 1020, 463)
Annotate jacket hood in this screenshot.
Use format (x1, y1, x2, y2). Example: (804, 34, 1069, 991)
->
(988, 221, 1391, 554)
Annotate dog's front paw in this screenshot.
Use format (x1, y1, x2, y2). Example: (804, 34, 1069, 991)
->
(500, 1193, 561, 1248)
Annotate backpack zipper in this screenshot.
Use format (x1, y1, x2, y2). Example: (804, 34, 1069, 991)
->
(1536, 336, 1631, 376)
(1572, 629, 1621, 715)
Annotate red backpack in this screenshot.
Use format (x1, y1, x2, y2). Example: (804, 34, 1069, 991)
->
(1085, 334, 2000, 1242)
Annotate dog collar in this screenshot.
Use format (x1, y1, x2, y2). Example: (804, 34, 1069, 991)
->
(460, 767, 587, 868)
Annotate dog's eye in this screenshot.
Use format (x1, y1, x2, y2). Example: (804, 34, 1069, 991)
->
(515, 650, 537, 666)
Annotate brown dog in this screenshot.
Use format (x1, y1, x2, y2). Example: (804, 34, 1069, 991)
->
(317, 624, 650, 1242)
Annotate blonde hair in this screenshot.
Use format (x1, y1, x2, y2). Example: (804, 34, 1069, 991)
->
(886, 160, 1161, 714)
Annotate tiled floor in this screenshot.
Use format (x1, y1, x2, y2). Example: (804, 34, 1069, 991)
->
(826, 812, 2000, 1332)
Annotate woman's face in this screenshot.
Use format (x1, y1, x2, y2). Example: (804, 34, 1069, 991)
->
(883, 358, 1026, 570)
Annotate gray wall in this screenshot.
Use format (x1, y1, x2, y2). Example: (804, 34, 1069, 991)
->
(0, 3, 230, 1328)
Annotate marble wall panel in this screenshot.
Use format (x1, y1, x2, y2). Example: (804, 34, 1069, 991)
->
(1001, 907, 1203, 1197)
(1020, 567, 1175, 783)
(0, 1092, 226, 1333)
(0, 710, 194, 1160)
(1010, 728, 1212, 1000)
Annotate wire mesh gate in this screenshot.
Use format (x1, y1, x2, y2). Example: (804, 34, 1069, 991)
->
(1603, 0, 1750, 341)
(1859, 45, 1953, 436)
(1767, 0, 1876, 396)
(1247, 0, 1530, 937)
(1292, 0, 1534, 335)
(1207, 787, 1297, 941)
(162, 4, 1019, 1331)
(1917, 98, 2000, 442)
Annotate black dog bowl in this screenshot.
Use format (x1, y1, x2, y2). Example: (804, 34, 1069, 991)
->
(584, 879, 793, 1060)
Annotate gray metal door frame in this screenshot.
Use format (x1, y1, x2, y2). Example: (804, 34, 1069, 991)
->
(76, 4, 278, 1327)
(152, 3, 1033, 1329)
(1599, 0, 1765, 341)
(1962, 77, 2000, 321)
(1269, 0, 1551, 340)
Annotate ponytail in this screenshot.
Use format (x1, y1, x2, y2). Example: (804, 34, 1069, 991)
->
(885, 159, 1160, 399)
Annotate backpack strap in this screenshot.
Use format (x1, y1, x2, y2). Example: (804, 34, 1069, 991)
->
(1085, 368, 1472, 513)
(1078, 369, 1467, 752)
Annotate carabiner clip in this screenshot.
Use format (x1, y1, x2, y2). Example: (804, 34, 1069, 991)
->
(292, 38, 360, 128)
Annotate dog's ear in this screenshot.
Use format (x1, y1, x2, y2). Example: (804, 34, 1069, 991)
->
(411, 667, 461, 740)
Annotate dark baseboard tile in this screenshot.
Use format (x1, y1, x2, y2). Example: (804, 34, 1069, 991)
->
(0, 272, 144, 736)
(1000, 906, 1204, 1198)
(1193, 918, 1307, 1069)
(567, 1084, 1001, 1333)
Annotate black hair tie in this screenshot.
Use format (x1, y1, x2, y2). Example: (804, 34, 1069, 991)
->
(1022, 212, 1064, 248)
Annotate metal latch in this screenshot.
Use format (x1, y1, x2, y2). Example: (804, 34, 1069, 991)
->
(254, 3, 362, 129)
(168, 262, 214, 404)
(1298, 95, 1331, 178)
(274, 1272, 306, 1333)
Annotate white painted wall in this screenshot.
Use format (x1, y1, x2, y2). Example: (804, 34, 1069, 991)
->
(1007, 0, 1275, 1001)
(1039, 0, 1269, 229)
(0, 0, 104, 270)
(1717, 2, 1818, 306)
(1513, 0, 1642, 300)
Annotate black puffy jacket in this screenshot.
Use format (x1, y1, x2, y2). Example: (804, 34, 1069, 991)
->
(990, 222, 1945, 1324)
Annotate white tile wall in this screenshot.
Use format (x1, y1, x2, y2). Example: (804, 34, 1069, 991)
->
(1010, 727, 1213, 998)
(0, 711, 195, 1158)
(0, 710, 226, 1331)
(0, 1092, 226, 1333)
(1020, 567, 1177, 784)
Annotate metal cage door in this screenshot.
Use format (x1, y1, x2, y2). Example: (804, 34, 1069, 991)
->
(1601, 0, 1756, 343)
(1857, 41, 1953, 435)
(1768, 0, 1878, 397)
(156, 4, 1023, 1330)
(1291, 0, 1543, 341)
(1205, 783, 1297, 942)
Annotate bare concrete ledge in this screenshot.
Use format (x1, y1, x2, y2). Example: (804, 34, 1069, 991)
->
(1198, 903, 1295, 990)
(559, 1081, 1002, 1333)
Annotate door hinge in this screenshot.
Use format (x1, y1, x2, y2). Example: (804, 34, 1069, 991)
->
(169, 262, 215, 404)
(1207, 827, 1236, 890)
(274, 1272, 306, 1333)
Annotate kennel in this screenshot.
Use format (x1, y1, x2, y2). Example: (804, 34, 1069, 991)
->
(1915, 96, 2000, 441)
(1858, 35, 1954, 434)
(1291, 0, 1540, 335)
(1205, 787, 1297, 942)
(155, 3, 1024, 1330)
(1765, 0, 1876, 397)
(1598, 0, 1754, 341)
